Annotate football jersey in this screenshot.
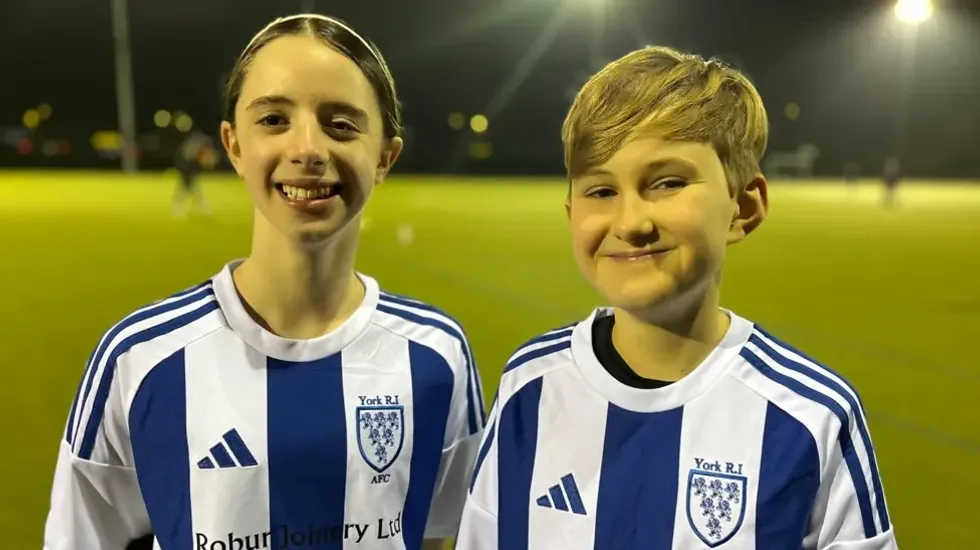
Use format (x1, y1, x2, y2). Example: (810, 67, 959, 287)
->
(458, 308, 897, 550)
(44, 260, 486, 550)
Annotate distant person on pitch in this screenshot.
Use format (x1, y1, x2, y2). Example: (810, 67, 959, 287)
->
(458, 46, 897, 549)
(172, 130, 212, 216)
(882, 156, 901, 207)
(44, 13, 484, 550)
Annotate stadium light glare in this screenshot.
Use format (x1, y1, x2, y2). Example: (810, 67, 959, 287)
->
(173, 112, 194, 133)
(470, 114, 489, 134)
(894, 0, 933, 25)
(447, 112, 465, 130)
(154, 110, 172, 128)
(22, 109, 40, 130)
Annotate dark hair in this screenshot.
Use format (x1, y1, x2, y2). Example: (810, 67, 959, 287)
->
(222, 15, 402, 140)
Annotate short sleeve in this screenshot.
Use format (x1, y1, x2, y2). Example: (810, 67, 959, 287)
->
(45, 348, 151, 550)
(804, 412, 897, 549)
(424, 332, 487, 538)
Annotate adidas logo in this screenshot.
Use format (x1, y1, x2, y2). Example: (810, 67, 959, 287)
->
(535, 473, 587, 516)
(197, 429, 258, 469)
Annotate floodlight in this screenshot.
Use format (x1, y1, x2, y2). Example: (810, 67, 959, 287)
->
(154, 110, 172, 129)
(894, 0, 933, 25)
(470, 114, 489, 134)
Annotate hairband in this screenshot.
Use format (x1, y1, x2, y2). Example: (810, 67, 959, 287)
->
(243, 13, 383, 68)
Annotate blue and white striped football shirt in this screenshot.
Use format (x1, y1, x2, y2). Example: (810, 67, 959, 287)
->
(44, 260, 485, 550)
(458, 308, 896, 549)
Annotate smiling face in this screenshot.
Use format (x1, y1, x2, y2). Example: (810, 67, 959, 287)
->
(562, 46, 771, 318)
(567, 136, 764, 314)
(221, 33, 402, 249)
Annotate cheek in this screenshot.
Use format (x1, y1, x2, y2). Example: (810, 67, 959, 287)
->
(569, 210, 607, 271)
(349, 146, 377, 179)
(662, 195, 724, 246)
(237, 137, 276, 174)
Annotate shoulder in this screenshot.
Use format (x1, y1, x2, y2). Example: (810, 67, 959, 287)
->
(736, 321, 869, 441)
(89, 280, 223, 371)
(96, 280, 224, 367)
(496, 322, 578, 407)
(66, 279, 223, 458)
(372, 288, 473, 367)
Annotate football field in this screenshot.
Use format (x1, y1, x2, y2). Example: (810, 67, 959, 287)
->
(2, 171, 978, 548)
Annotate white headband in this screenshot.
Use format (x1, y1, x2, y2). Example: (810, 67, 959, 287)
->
(243, 13, 382, 67)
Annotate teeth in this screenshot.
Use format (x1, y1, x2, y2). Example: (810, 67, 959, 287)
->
(281, 184, 334, 200)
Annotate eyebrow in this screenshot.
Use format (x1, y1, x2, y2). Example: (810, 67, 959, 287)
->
(245, 95, 369, 120)
(245, 95, 294, 110)
(580, 158, 699, 178)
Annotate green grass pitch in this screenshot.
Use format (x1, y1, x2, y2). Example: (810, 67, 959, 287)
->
(2, 171, 978, 548)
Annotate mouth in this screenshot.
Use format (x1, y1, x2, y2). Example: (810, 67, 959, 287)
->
(605, 249, 671, 261)
(274, 181, 344, 210)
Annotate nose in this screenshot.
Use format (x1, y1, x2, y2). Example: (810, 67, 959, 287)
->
(288, 117, 328, 170)
(612, 194, 656, 244)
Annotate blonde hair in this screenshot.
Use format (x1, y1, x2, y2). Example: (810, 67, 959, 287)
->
(561, 46, 768, 194)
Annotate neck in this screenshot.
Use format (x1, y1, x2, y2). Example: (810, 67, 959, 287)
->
(233, 215, 364, 339)
(610, 286, 730, 382)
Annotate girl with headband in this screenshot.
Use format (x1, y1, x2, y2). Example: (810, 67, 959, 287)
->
(44, 14, 485, 550)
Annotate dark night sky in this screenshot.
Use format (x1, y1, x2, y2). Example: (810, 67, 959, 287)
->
(1, 0, 979, 176)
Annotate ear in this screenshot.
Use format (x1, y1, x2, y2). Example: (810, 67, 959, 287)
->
(375, 136, 404, 185)
(727, 174, 769, 244)
(564, 181, 572, 220)
(220, 121, 243, 177)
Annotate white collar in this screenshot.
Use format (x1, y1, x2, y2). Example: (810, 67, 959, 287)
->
(571, 307, 753, 413)
(212, 259, 379, 362)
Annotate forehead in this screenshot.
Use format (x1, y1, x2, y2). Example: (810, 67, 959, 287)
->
(240, 34, 378, 112)
(586, 137, 722, 178)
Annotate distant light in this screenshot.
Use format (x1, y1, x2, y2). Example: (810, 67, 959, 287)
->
(22, 109, 41, 129)
(784, 103, 801, 122)
(154, 110, 172, 128)
(895, 0, 933, 25)
(57, 140, 72, 156)
(469, 114, 489, 134)
(37, 103, 53, 120)
(91, 131, 122, 152)
(17, 138, 32, 155)
(447, 112, 465, 130)
(173, 112, 193, 133)
(469, 141, 493, 160)
(42, 141, 59, 157)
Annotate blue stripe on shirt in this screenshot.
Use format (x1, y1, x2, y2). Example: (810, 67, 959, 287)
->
(377, 301, 483, 436)
(756, 401, 821, 548)
(267, 354, 347, 549)
(129, 349, 193, 550)
(741, 347, 878, 538)
(498, 377, 543, 550)
(402, 340, 455, 546)
(594, 405, 684, 549)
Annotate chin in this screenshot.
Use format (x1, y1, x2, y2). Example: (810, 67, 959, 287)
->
(596, 267, 672, 298)
(606, 291, 674, 314)
(292, 215, 360, 247)
(291, 224, 344, 247)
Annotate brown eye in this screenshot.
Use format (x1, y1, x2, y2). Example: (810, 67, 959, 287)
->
(586, 187, 617, 198)
(258, 114, 288, 127)
(653, 178, 687, 190)
(329, 120, 359, 132)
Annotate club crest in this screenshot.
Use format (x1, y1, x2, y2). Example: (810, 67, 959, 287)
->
(686, 470, 747, 547)
(356, 405, 405, 473)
